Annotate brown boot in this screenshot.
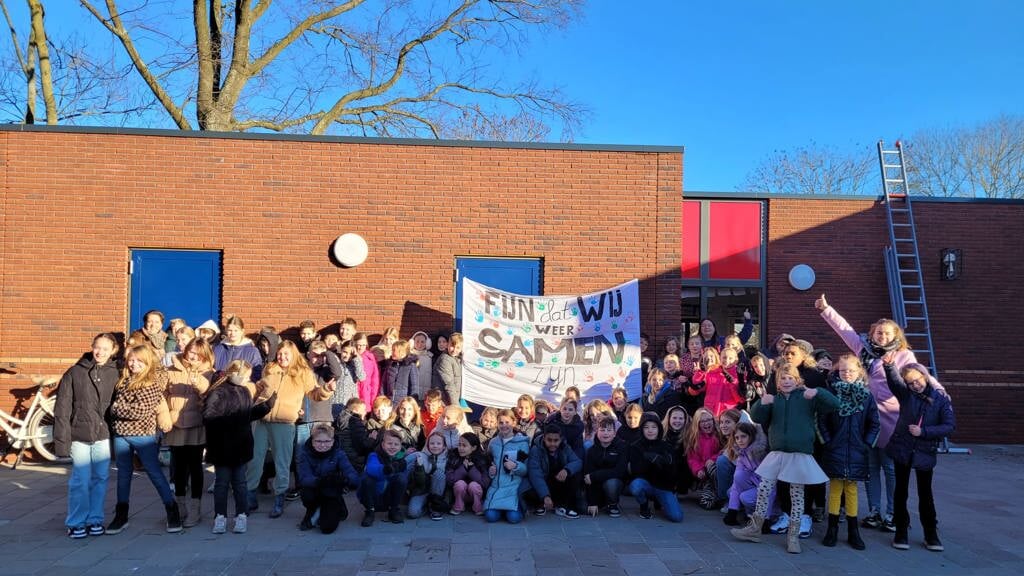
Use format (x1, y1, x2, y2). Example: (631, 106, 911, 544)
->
(787, 521, 802, 554)
(183, 498, 201, 528)
(730, 514, 764, 543)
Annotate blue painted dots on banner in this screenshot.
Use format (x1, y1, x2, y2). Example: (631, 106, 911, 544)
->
(537, 302, 546, 311)
(475, 311, 484, 322)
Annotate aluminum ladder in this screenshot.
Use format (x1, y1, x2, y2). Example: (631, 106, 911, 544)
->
(879, 140, 969, 454)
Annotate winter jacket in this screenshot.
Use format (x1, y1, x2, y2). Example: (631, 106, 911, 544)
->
(384, 356, 420, 402)
(333, 408, 371, 471)
(821, 306, 924, 448)
(616, 424, 643, 446)
(164, 354, 213, 430)
(363, 448, 410, 494)
(410, 450, 448, 496)
(411, 347, 434, 396)
(583, 437, 628, 487)
(473, 423, 499, 452)
(517, 416, 540, 441)
(751, 387, 839, 455)
(296, 437, 360, 491)
(483, 433, 530, 511)
(109, 368, 169, 437)
(544, 412, 585, 459)
(202, 380, 274, 467)
(422, 406, 444, 437)
(357, 350, 381, 407)
(686, 431, 723, 477)
(389, 419, 424, 452)
(883, 364, 956, 471)
(526, 439, 583, 500)
(446, 450, 492, 493)
(627, 414, 676, 491)
(257, 328, 281, 366)
(432, 351, 462, 405)
(325, 351, 365, 408)
(214, 339, 264, 380)
(818, 381, 880, 480)
(692, 365, 744, 417)
(258, 363, 330, 424)
(53, 353, 120, 457)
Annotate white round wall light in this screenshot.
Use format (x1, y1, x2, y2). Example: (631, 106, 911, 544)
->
(332, 233, 369, 267)
(788, 264, 816, 291)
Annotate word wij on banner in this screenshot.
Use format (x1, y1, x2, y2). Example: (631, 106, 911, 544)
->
(461, 278, 642, 408)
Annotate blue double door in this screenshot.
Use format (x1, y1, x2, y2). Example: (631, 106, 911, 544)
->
(129, 249, 221, 334)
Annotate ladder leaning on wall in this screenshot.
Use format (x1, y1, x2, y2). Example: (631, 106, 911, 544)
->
(878, 140, 969, 455)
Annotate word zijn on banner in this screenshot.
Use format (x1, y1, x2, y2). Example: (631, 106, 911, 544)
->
(461, 277, 642, 408)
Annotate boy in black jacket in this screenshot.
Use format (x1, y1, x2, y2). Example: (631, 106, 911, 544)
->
(584, 416, 628, 517)
(333, 397, 370, 472)
(524, 424, 583, 518)
(627, 412, 683, 522)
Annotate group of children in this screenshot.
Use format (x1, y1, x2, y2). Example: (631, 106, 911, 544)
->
(52, 301, 954, 555)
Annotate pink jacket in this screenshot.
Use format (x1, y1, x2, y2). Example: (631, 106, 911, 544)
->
(687, 431, 723, 477)
(357, 349, 381, 406)
(692, 366, 743, 417)
(821, 306, 921, 448)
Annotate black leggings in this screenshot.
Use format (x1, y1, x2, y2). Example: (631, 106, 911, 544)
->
(170, 445, 206, 498)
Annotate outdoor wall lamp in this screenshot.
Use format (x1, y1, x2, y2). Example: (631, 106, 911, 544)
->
(941, 248, 962, 281)
(332, 233, 369, 267)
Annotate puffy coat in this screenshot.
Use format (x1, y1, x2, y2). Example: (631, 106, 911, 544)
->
(432, 351, 462, 405)
(357, 349, 380, 407)
(526, 439, 582, 500)
(53, 353, 120, 457)
(164, 354, 212, 429)
(296, 437, 360, 490)
(692, 365, 744, 417)
(751, 387, 839, 455)
(883, 364, 955, 471)
(583, 437, 628, 486)
(384, 356, 420, 402)
(483, 433, 530, 511)
(333, 408, 371, 471)
(818, 382, 880, 480)
(213, 339, 264, 380)
(203, 381, 274, 467)
(446, 450, 492, 493)
(258, 362, 329, 423)
(389, 419, 424, 452)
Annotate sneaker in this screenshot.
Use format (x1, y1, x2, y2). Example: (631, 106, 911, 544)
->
(862, 510, 882, 529)
(607, 504, 622, 518)
(166, 504, 183, 533)
(770, 513, 790, 534)
(799, 514, 812, 539)
(361, 509, 375, 527)
(555, 507, 568, 517)
(88, 524, 105, 537)
(232, 513, 247, 534)
(719, 503, 729, 514)
(68, 526, 88, 539)
(212, 514, 227, 534)
(430, 511, 444, 521)
(892, 534, 910, 550)
(639, 503, 653, 520)
(449, 508, 463, 516)
(285, 489, 301, 502)
(882, 515, 897, 533)
(562, 509, 580, 519)
(533, 507, 547, 516)
(925, 536, 944, 552)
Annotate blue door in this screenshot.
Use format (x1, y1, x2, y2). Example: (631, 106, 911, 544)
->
(454, 257, 542, 330)
(129, 250, 221, 333)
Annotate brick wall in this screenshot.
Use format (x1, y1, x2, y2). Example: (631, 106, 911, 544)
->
(0, 128, 683, 425)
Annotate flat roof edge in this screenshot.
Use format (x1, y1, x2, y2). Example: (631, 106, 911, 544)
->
(0, 124, 684, 154)
(685, 190, 1024, 205)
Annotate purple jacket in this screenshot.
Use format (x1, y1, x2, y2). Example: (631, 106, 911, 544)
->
(821, 307, 920, 448)
(214, 339, 264, 380)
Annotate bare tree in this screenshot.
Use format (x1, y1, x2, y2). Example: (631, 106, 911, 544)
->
(1, 0, 56, 123)
(906, 115, 1024, 199)
(77, 0, 586, 139)
(740, 142, 874, 195)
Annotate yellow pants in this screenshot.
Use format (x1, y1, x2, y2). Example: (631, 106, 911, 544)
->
(828, 478, 858, 516)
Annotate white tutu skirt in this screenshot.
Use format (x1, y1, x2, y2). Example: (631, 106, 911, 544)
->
(755, 451, 828, 485)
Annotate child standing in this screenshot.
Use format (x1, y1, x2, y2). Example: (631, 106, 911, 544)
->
(819, 354, 880, 550)
(731, 363, 839, 554)
(483, 409, 531, 524)
(447, 432, 491, 515)
(383, 340, 420, 402)
(883, 362, 955, 552)
(202, 361, 276, 534)
(691, 348, 744, 418)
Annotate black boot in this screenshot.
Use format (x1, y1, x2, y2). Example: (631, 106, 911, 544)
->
(361, 508, 375, 527)
(107, 503, 129, 535)
(166, 502, 183, 533)
(822, 514, 839, 547)
(298, 508, 315, 531)
(723, 509, 740, 526)
(388, 506, 405, 524)
(847, 516, 866, 550)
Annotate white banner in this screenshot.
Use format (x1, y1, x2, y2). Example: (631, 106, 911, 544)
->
(462, 278, 642, 409)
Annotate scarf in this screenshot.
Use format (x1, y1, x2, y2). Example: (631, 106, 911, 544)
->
(833, 379, 871, 417)
(857, 334, 902, 372)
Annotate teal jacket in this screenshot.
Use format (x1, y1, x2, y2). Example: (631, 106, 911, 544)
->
(751, 387, 839, 454)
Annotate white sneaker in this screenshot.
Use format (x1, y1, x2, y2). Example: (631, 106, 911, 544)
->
(799, 514, 812, 538)
(212, 514, 227, 534)
(770, 513, 790, 534)
(232, 513, 247, 534)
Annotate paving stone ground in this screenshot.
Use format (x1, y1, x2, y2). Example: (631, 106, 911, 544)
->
(1, 444, 1021, 575)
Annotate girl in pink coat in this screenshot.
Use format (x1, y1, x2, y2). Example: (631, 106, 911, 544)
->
(353, 332, 380, 407)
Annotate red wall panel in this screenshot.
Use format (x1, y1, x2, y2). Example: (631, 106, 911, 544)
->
(681, 200, 701, 279)
(708, 201, 761, 280)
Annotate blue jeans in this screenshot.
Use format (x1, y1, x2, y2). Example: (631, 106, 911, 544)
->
(484, 508, 523, 524)
(66, 439, 110, 528)
(628, 478, 683, 523)
(716, 454, 736, 501)
(113, 435, 174, 506)
(866, 447, 895, 516)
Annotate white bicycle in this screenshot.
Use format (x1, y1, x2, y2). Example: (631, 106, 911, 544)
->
(0, 371, 68, 469)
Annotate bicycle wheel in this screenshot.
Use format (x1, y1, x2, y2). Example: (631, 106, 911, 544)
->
(28, 407, 68, 463)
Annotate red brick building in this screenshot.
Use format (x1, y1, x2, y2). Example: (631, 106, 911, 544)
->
(1, 126, 1020, 445)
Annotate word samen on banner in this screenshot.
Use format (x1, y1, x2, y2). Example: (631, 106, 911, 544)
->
(462, 278, 641, 407)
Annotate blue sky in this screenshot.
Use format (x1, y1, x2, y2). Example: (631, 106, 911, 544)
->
(19, 1, 1024, 192)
